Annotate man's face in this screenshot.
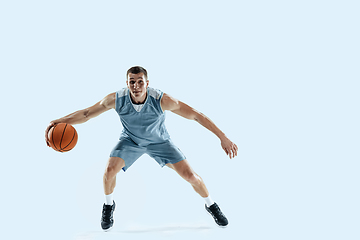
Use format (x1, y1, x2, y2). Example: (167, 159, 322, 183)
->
(126, 72, 149, 99)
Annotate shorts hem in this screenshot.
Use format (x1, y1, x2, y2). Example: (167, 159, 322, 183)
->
(109, 152, 129, 172)
(159, 157, 186, 167)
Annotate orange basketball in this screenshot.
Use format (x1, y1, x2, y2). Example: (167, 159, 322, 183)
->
(48, 123, 78, 152)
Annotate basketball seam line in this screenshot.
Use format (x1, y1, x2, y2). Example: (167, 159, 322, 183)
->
(62, 127, 76, 151)
(59, 123, 68, 151)
(51, 124, 60, 152)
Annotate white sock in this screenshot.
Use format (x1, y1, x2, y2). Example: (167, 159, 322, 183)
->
(105, 193, 114, 205)
(204, 196, 215, 207)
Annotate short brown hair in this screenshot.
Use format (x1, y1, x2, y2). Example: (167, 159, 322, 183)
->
(126, 66, 148, 80)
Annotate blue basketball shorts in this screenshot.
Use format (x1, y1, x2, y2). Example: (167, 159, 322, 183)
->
(109, 137, 186, 172)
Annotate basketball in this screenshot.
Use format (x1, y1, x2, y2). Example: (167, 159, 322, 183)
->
(48, 123, 78, 152)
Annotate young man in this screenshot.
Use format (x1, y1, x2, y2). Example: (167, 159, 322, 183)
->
(45, 66, 238, 230)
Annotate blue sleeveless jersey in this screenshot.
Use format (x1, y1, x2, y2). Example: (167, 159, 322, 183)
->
(114, 87, 171, 147)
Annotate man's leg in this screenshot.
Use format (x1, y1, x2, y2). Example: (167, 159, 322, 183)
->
(103, 157, 125, 195)
(101, 157, 125, 231)
(166, 159, 209, 198)
(167, 159, 228, 227)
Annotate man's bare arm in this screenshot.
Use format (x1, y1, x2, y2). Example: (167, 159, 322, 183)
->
(45, 92, 116, 146)
(161, 93, 238, 159)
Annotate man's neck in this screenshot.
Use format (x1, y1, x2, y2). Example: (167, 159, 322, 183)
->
(130, 92, 147, 105)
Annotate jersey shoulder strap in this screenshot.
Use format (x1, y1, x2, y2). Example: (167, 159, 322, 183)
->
(115, 88, 129, 112)
(148, 87, 163, 100)
(147, 87, 164, 113)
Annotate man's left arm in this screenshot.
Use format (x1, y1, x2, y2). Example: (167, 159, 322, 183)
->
(161, 93, 238, 159)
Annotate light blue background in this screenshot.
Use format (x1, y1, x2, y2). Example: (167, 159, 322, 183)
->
(0, 0, 359, 239)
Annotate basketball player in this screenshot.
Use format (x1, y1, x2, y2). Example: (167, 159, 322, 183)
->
(45, 66, 238, 230)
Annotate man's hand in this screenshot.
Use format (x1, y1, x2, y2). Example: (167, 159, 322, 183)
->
(45, 122, 56, 147)
(45, 92, 116, 147)
(220, 137, 238, 159)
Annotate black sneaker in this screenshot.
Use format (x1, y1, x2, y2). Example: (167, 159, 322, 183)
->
(101, 201, 116, 231)
(205, 203, 228, 227)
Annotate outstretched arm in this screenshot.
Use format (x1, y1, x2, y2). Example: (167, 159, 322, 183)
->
(161, 93, 238, 159)
(45, 92, 116, 146)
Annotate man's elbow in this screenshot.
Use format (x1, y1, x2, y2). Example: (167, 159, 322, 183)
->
(193, 111, 204, 122)
(83, 109, 91, 122)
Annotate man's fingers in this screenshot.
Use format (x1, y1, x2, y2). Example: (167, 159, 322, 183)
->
(228, 147, 233, 159)
(45, 122, 56, 147)
(223, 147, 230, 157)
(233, 145, 238, 157)
(233, 144, 238, 157)
(230, 144, 237, 159)
(221, 140, 238, 159)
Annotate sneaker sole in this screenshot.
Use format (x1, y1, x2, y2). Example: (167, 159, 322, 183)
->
(102, 219, 114, 232)
(205, 208, 228, 228)
(102, 224, 114, 232)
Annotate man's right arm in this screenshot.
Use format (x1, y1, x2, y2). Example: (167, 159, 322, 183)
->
(45, 92, 116, 146)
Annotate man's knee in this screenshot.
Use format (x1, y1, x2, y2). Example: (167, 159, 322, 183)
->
(104, 157, 125, 178)
(182, 171, 201, 185)
(104, 166, 117, 179)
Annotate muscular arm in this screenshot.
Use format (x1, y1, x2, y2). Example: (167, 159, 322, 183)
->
(161, 93, 238, 159)
(52, 92, 115, 125)
(45, 92, 116, 146)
